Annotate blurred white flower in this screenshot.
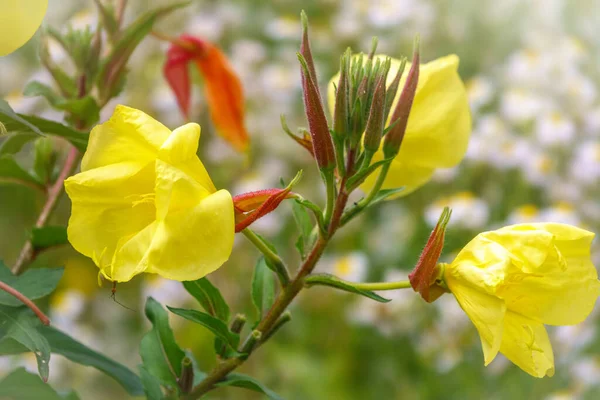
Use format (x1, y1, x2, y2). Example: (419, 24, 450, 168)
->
(425, 192, 489, 230)
(539, 202, 581, 225)
(323, 252, 368, 283)
(570, 141, 600, 185)
(570, 358, 600, 386)
(501, 88, 549, 123)
(466, 77, 494, 113)
(142, 277, 189, 309)
(535, 111, 576, 146)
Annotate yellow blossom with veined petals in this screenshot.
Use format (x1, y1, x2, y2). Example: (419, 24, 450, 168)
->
(65, 105, 234, 283)
(0, 0, 48, 56)
(328, 54, 471, 196)
(441, 223, 600, 377)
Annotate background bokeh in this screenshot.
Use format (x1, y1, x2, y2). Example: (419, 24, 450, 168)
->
(2, 0, 600, 399)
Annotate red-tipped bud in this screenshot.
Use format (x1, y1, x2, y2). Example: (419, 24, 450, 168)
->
(233, 171, 302, 232)
(408, 207, 451, 302)
(298, 12, 336, 172)
(383, 36, 420, 158)
(163, 35, 249, 152)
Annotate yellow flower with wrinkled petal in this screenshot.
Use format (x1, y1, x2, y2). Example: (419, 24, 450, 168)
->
(0, 0, 48, 56)
(328, 55, 471, 196)
(65, 105, 234, 283)
(441, 223, 600, 377)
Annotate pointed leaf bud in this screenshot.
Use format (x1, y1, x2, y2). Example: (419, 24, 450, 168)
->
(408, 207, 451, 303)
(300, 10, 320, 97)
(333, 49, 350, 137)
(233, 171, 303, 232)
(383, 57, 406, 123)
(363, 59, 390, 153)
(178, 357, 194, 393)
(383, 36, 419, 158)
(281, 114, 314, 157)
(298, 53, 336, 171)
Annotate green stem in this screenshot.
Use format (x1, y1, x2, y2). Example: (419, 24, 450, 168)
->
(352, 280, 412, 291)
(341, 162, 391, 226)
(242, 229, 290, 287)
(322, 170, 336, 226)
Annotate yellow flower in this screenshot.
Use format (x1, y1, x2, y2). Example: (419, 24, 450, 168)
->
(65, 105, 234, 283)
(328, 55, 471, 196)
(441, 223, 600, 377)
(0, 0, 48, 56)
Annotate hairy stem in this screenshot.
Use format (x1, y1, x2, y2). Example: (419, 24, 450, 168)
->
(12, 147, 80, 275)
(0, 280, 50, 325)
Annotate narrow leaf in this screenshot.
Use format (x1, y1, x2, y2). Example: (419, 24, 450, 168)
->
(182, 278, 230, 322)
(371, 187, 405, 204)
(251, 257, 276, 320)
(0, 155, 44, 189)
(215, 372, 284, 400)
(0, 99, 43, 135)
(0, 307, 51, 381)
(0, 262, 63, 307)
(166, 307, 240, 351)
(305, 274, 391, 303)
(140, 297, 186, 388)
(0, 132, 39, 155)
(0, 368, 67, 400)
(39, 326, 144, 395)
(139, 365, 165, 400)
(31, 226, 69, 249)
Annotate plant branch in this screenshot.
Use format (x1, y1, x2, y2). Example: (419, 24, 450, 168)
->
(183, 182, 352, 399)
(0, 280, 50, 325)
(12, 147, 80, 275)
(351, 280, 412, 291)
(242, 229, 290, 287)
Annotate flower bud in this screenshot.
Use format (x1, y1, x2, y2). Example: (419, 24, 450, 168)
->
(363, 60, 390, 153)
(333, 49, 350, 138)
(383, 37, 420, 158)
(233, 171, 302, 232)
(408, 207, 451, 302)
(178, 357, 194, 393)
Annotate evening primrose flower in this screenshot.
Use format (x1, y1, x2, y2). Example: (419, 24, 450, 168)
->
(65, 105, 234, 283)
(440, 223, 600, 377)
(0, 0, 47, 56)
(328, 54, 471, 196)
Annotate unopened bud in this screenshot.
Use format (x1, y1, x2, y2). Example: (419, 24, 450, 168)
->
(363, 59, 390, 153)
(408, 207, 451, 302)
(383, 36, 419, 158)
(229, 314, 247, 334)
(333, 49, 350, 137)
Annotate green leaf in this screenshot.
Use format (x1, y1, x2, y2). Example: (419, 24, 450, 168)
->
(0, 262, 63, 307)
(0, 307, 51, 381)
(139, 365, 165, 400)
(140, 297, 186, 389)
(167, 307, 240, 351)
(292, 201, 312, 258)
(0, 155, 44, 189)
(0, 99, 43, 136)
(33, 137, 55, 183)
(97, 1, 190, 101)
(0, 111, 88, 151)
(215, 373, 284, 400)
(0, 132, 39, 155)
(0, 368, 69, 400)
(38, 326, 144, 396)
(30, 226, 69, 249)
(23, 81, 100, 127)
(371, 187, 405, 204)
(304, 274, 391, 303)
(182, 278, 230, 322)
(251, 257, 276, 320)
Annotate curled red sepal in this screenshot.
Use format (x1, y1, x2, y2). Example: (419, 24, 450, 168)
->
(408, 207, 451, 303)
(163, 34, 249, 152)
(233, 171, 303, 232)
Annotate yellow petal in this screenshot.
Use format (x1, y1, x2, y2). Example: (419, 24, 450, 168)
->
(145, 189, 235, 281)
(158, 123, 216, 192)
(0, 0, 47, 56)
(359, 151, 435, 196)
(64, 162, 155, 264)
(446, 274, 506, 365)
(81, 105, 171, 171)
(499, 311, 554, 378)
(492, 223, 600, 325)
(108, 222, 158, 282)
(154, 159, 212, 220)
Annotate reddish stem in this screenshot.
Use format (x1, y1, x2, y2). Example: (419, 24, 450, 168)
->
(0, 280, 50, 325)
